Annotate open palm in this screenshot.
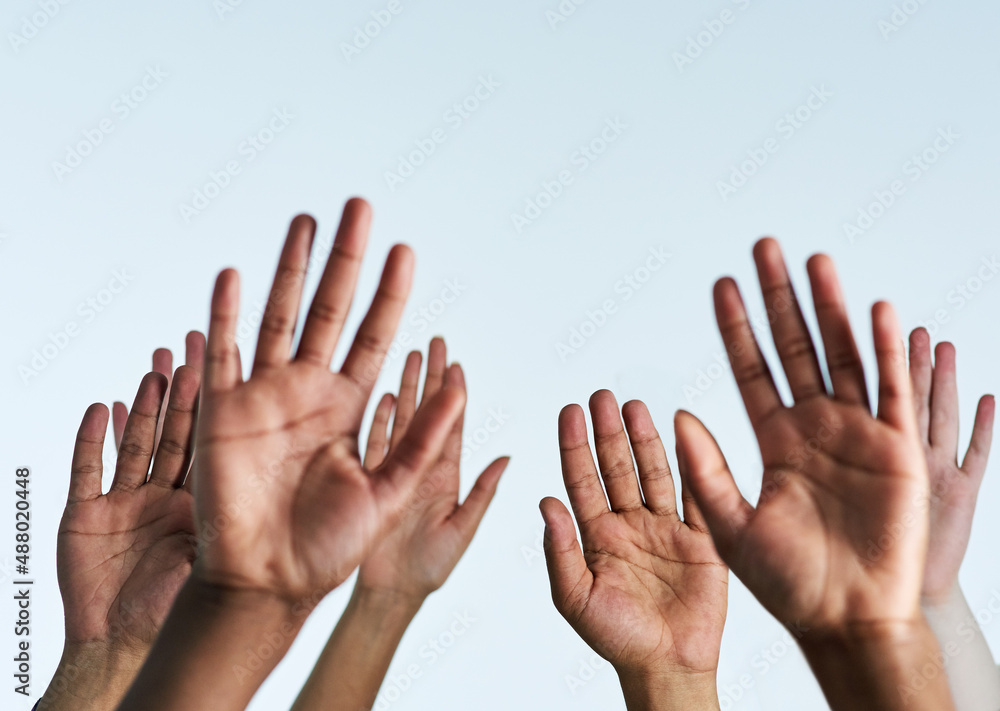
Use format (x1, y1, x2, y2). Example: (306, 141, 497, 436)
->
(541, 391, 728, 676)
(60, 360, 201, 650)
(681, 239, 929, 635)
(192, 203, 465, 602)
(356, 338, 508, 599)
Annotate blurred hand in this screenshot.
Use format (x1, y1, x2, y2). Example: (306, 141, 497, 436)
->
(681, 238, 928, 637)
(356, 336, 508, 601)
(908, 328, 995, 606)
(190, 201, 466, 603)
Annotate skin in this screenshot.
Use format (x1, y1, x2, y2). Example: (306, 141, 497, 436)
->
(292, 337, 509, 711)
(38, 335, 204, 711)
(909, 327, 999, 710)
(119, 199, 466, 711)
(680, 238, 955, 710)
(541, 390, 728, 711)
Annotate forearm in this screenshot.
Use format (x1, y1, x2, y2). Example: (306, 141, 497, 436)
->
(617, 667, 720, 711)
(36, 641, 146, 711)
(801, 619, 956, 711)
(922, 583, 1000, 711)
(118, 574, 304, 711)
(291, 585, 423, 711)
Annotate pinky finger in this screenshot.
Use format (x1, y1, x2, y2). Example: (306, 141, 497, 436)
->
(962, 395, 996, 479)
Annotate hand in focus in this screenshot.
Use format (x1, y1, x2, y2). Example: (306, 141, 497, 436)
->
(542, 390, 728, 708)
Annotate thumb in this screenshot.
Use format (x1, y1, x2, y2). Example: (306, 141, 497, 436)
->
(539, 497, 593, 617)
(674, 410, 753, 563)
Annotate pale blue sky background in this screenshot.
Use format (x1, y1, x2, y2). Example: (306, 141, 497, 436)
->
(3, 1, 999, 709)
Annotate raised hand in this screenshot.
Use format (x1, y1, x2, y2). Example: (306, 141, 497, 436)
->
(190, 202, 465, 600)
(356, 336, 508, 599)
(541, 390, 727, 710)
(291, 337, 508, 711)
(909, 328, 999, 711)
(679, 239, 953, 710)
(40, 345, 202, 710)
(119, 200, 466, 711)
(909, 328, 995, 604)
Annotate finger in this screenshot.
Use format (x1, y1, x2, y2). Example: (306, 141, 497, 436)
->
(340, 244, 414, 402)
(152, 348, 174, 451)
(363, 394, 395, 470)
(296, 198, 372, 367)
(69, 403, 109, 503)
(112, 401, 128, 451)
(558, 404, 609, 524)
(449, 456, 509, 539)
(540, 496, 594, 617)
(753, 238, 826, 402)
(714, 278, 784, 429)
(908, 328, 933, 442)
(375, 385, 465, 500)
(253, 215, 315, 373)
(961, 395, 995, 478)
(442, 363, 467, 465)
(389, 351, 422, 449)
(590, 390, 643, 512)
(203, 269, 242, 394)
(112, 372, 168, 491)
(186, 331, 206, 373)
(872, 302, 916, 434)
(674, 410, 753, 561)
(420, 337, 448, 405)
(806, 254, 869, 408)
(149, 366, 201, 488)
(621, 400, 677, 517)
(929, 342, 960, 456)
(674, 418, 716, 533)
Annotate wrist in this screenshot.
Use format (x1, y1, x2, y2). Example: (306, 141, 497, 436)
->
(799, 618, 955, 711)
(921, 579, 962, 612)
(616, 665, 719, 711)
(37, 640, 146, 711)
(351, 582, 427, 618)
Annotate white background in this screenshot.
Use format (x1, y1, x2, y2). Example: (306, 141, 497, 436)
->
(2, 1, 999, 709)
